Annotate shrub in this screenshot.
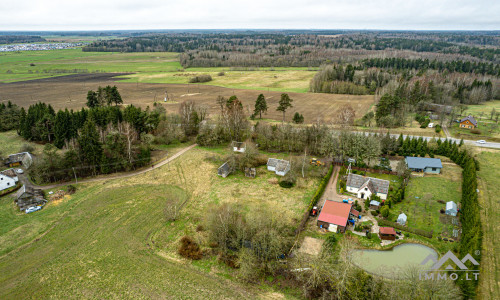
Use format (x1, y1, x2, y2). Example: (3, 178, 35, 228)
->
(325, 234, 337, 248)
(405, 233, 410, 238)
(189, 74, 213, 83)
(217, 71, 225, 76)
(366, 232, 372, 239)
(196, 225, 204, 232)
(440, 209, 445, 214)
(470, 128, 481, 134)
(438, 236, 442, 241)
(279, 179, 294, 188)
(178, 236, 203, 260)
(435, 124, 442, 133)
(20, 143, 35, 153)
(67, 185, 77, 194)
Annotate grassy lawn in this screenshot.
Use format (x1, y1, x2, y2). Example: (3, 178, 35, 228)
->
(476, 151, 500, 300)
(0, 131, 44, 157)
(0, 146, 319, 298)
(462, 100, 500, 118)
(389, 164, 462, 236)
(449, 120, 500, 142)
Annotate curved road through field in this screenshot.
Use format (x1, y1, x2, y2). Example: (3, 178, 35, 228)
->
(27, 144, 198, 190)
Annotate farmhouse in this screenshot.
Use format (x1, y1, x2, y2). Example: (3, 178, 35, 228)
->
(446, 201, 458, 216)
(267, 158, 290, 176)
(379, 227, 396, 240)
(317, 200, 359, 233)
(397, 213, 407, 226)
(5, 152, 33, 168)
(0, 168, 19, 191)
(346, 174, 390, 200)
(15, 185, 46, 211)
(459, 115, 478, 129)
(405, 157, 442, 174)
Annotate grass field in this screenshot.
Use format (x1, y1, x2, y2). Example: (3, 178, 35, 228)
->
(462, 100, 500, 118)
(389, 163, 462, 235)
(0, 48, 317, 92)
(0, 131, 44, 157)
(476, 151, 500, 300)
(0, 146, 320, 298)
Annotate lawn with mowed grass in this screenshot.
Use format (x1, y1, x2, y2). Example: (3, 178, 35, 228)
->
(0, 146, 319, 298)
(388, 164, 462, 236)
(476, 150, 500, 300)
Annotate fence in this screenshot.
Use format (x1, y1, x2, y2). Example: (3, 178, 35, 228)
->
(332, 162, 398, 176)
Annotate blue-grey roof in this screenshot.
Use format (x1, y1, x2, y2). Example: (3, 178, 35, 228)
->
(405, 157, 442, 169)
(460, 115, 477, 126)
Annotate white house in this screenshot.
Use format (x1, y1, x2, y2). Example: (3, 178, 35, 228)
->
(445, 201, 458, 216)
(346, 174, 390, 200)
(0, 169, 18, 191)
(397, 213, 407, 226)
(267, 158, 291, 176)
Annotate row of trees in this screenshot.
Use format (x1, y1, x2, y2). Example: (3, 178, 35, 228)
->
(363, 57, 500, 76)
(86, 85, 123, 108)
(19, 102, 161, 147)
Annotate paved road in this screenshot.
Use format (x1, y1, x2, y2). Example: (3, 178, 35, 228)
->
(355, 131, 500, 149)
(31, 144, 198, 190)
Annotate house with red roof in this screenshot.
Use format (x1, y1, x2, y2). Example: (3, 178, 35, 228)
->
(317, 200, 359, 233)
(379, 227, 396, 240)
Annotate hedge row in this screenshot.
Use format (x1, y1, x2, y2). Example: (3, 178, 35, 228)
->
(308, 165, 334, 211)
(378, 219, 433, 238)
(295, 165, 335, 235)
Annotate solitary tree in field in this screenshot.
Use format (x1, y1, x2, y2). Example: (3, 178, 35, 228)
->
(277, 93, 293, 123)
(253, 94, 268, 119)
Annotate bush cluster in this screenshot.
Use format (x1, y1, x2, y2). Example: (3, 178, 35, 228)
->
(178, 236, 203, 260)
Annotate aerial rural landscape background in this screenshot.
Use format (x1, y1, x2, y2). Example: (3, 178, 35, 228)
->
(0, 1, 499, 299)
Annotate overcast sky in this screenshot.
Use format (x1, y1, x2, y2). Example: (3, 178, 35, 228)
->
(1, 0, 499, 31)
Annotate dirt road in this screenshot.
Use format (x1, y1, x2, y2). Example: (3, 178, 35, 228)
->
(33, 144, 197, 190)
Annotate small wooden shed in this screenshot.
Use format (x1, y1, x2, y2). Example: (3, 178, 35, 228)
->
(217, 161, 232, 178)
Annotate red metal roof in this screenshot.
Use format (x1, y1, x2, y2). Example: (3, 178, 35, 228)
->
(350, 209, 359, 217)
(379, 227, 396, 235)
(318, 201, 352, 227)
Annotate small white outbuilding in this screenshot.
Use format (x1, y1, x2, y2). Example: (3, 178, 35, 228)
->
(445, 201, 458, 216)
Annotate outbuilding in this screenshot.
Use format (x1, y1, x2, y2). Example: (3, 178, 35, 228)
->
(445, 201, 458, 216)
(0, 168, 18, 191)
(405, 157, 442, 174)
(5, 152, 33, 168)
(267, 158, 291, 176)
(397, 213, 407, 226)
(369, 200, 381, 210)
(379, 227, 396, 240)
(317, 200, 357, 233)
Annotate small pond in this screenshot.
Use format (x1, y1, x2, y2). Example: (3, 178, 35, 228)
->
(351, 243, 438, 278)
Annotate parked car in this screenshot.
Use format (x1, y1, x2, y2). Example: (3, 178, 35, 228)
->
(25, 206, 42, 214)
(476, 140, 486, 144)
(16, 168, 24, 174)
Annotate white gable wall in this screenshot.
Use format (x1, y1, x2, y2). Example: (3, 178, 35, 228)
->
(0, 174, 18, 191)
(347, 186, 387, 200)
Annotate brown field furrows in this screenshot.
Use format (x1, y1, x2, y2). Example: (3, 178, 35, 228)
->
(0, 73, 375, 123)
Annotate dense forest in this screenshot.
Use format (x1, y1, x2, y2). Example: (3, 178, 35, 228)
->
(82, 32, 500, 67)
(0, 35, 46, 44)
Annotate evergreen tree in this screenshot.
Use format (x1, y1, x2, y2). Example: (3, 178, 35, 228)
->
(78, 120, 102, 174)
(277, 93, 293, 122)
(253, 94, 268, 119)
(86, 91, 99, 108)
